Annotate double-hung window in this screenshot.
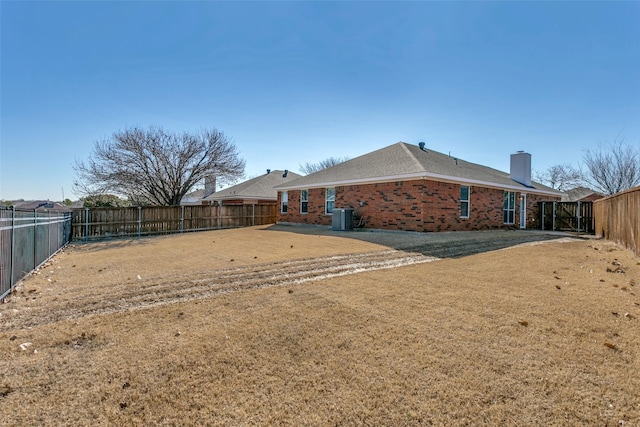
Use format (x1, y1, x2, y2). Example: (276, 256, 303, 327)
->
(281, 191, 288, 214)
(300, 190, 308, 214)
(460, 186, 470, 218)
(503, 191, 515, 224)
(325, 187, 335, 214)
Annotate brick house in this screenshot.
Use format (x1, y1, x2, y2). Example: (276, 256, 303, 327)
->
(196, 170, 302, 206)
(274, 142, 563, 232)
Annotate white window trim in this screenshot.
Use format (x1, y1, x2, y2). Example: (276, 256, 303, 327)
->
(460, 185, 470, 218)
(504, 191, 515, 224)
(281, 191, 288, 214)
(300, 189, 308, 214)
(325, 187, 335, 215)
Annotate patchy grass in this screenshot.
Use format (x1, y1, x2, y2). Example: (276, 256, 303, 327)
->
(1, 227, 639, 426)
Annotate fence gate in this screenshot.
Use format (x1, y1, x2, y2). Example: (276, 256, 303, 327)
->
(539, 201, 594, 233)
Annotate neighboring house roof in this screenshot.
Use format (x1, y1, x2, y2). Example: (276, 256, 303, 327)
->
(184, 189, 206, 199)
(181, 188, 206, 205)
(13, 200, 72, 211)
(276, 142, 562, 197)
(203, 170, 302, 202)
(561, 186, 605, 202)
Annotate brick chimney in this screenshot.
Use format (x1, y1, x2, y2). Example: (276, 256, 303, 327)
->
(510, 151, 532, 187)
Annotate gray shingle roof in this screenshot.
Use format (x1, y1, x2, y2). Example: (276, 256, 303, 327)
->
(203, 170, 302, 201)
(276, 142, 562, 196)
(561, 186, 604, 202)
(13, 200, 72, 211)
(183, 188, 206, 199)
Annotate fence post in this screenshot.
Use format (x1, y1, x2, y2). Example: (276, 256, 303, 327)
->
(48, 210, 52, 257)
(138, 206, 142, 238)
(181, 205, 184, 233)
(85, 208, 89, 242)
(33, 210, 38, 270)
(576, 201, 581, 232)
(54, 211, 58, 250)
(552, 202, 556, 231)
(10, 207, 15, 289)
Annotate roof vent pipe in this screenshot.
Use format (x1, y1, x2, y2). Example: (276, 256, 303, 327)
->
(418, 142, 426, 151)
(282, 170, 288, 178)
(266, 169, 271, 174)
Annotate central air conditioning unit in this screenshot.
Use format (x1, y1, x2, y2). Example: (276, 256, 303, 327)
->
(332, 208, 354, 231)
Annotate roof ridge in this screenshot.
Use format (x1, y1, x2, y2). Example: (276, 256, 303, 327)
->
(399, 141, 429, 171)
(274, 141, 563, 196)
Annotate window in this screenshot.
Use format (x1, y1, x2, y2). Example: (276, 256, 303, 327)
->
(503, 191, 515, 224)
(460, 186, 470, 218)
(300, 189, 308, 214)
(325, 187, 335, 214)
(281, 191, 288, 214)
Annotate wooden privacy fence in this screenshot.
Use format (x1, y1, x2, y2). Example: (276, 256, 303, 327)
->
(538, 201, 594, 233)
(594, 186, 640, 256)
(72, 204, 277, 241)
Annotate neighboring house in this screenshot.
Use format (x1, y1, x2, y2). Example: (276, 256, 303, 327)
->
(274, 142, 563, 232)
(181, 188, 207, 205)
(561, 187, 605, 202)
(181, 175, 217, 205)
(13, 200, 72, 211)
(196, 170, 302, 206)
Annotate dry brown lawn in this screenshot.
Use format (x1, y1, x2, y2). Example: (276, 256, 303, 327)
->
(1, 226, 639, 426)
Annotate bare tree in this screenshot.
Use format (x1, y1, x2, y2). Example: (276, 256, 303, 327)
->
(534, 163, 583, 191)
(74, 126, 245, 205)
(81, 194, 132, 208)
(299, 156, 349, 175)
(582, 138, 640, 195)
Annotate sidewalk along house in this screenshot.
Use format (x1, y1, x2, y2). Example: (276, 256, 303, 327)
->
(186, 170, 302, 206)
(274, 142, 563, 232)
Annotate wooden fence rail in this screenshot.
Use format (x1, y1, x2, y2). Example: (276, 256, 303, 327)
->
(594, 186, 640, 256)
(72, 204, 277, 241)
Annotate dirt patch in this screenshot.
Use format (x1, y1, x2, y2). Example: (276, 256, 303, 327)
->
(0, 249, 436, 331)
(0, 226, 638, 426)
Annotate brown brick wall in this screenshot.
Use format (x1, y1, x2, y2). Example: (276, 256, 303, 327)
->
(280, 188, 333, 226)
(524, 193, 555, 230)
(277, 179, 560, 232)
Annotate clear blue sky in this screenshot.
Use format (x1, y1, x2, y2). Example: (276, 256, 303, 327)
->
(1, 1, 639, 201)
